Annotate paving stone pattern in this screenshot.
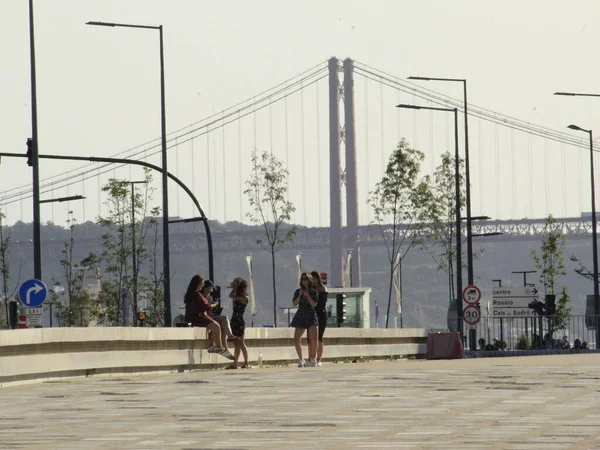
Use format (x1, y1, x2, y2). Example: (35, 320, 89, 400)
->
(2, 355, 600, 449)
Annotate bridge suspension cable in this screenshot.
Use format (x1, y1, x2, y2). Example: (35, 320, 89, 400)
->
(3, 65, 328, 206)
(353, 62, 594, 150)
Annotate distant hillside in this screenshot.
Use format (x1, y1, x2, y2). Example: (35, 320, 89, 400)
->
(1, 220, 593, 329)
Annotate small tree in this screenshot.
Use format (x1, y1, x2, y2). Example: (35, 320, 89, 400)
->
(140, 206, 164, 326)
(244, 150, 296, 327)
(421, 151, 465, 304)
(532, 215, 572, 333)
(555, 285, 572, 332)
(54, 212, 99, 327)
(94, 171, 161, 326)
(0, 211, 21, 328)
(368, 138, 435, 328)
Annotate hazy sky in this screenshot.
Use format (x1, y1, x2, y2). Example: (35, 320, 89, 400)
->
(3, 0, 600, 227)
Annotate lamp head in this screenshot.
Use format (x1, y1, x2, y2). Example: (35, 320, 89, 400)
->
(568, 124, 584, 132)
(86, 21, 116, 27)
(396, 104, 420, 110)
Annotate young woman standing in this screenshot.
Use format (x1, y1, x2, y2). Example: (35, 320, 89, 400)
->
(290, 272, 319, 367)
(311, 271, 328, 367)
(227, 278, 250, 369)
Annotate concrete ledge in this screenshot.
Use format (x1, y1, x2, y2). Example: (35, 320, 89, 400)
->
(466, 348, 600, 358)
(0, 327, 432, 385)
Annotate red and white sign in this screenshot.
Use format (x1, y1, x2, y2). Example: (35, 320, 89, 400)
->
(462, 285, 481, 305)
(320, 272, 328, 285)
(463, 304, 481, 326)
(17, 315, 27, 329)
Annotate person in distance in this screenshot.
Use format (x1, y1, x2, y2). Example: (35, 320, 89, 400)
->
(311, 271, 328, 367)
(201, 279, 239, 354)
(184, 274, 234, 360)
(291, 272, 319, 367)
(226, 277, 250, 369)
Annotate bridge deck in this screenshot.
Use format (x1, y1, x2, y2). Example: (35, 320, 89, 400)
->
(3, 354, 600, 449)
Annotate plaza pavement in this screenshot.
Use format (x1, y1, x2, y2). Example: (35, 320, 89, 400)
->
(2, 354, 600, 449)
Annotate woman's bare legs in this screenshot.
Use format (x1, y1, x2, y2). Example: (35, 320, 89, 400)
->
(317, 340, 324, 361)
(206, 322, 223, 347)
(239, 337, 249, 367)
(231, 340, 241, 368)
(214, 316, 235, 337)
(307, 326, 318, 361)
(294, 327, 305, 360)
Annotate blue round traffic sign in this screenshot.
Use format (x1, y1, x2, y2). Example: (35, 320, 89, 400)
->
(18, 279, 48, 308)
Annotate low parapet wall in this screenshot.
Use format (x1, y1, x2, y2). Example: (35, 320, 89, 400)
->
(0, 327, 431, 385)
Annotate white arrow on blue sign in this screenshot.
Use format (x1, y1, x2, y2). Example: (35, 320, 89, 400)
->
(18, 279, 48, 308)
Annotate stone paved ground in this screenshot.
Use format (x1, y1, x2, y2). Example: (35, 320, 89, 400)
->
(2, 354, 600, 449)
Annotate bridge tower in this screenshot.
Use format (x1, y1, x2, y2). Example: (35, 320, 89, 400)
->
(328, 58, 343, 286)
(343, 58, 361, 288)
(328, 57, 361, 287)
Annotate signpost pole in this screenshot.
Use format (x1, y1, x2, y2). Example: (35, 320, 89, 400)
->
(462, 286, 482, 343)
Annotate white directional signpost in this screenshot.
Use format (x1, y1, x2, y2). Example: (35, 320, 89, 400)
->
(492, 286, 539, 317)
(18, 279, 47, 328)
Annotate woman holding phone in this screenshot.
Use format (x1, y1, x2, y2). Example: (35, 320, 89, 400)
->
(290, 272, 319, 367)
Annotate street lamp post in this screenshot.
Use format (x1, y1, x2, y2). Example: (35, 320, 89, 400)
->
(39, 195, 85, 204)
(396, 103, 463, 339)
(127, 181, 148, 323)
(408, 76, 474, 287)
(28, 0, 42, 281)
(87, 21, 172, 326)
(566, 124, 599, 346)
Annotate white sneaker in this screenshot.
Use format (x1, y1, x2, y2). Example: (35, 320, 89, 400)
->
(207, 346, 224, 354)
(316, 360, 323, 367)
(297, 359, 305, 367)
(305, 359, 317, 367)
(220, 349, 235, 360)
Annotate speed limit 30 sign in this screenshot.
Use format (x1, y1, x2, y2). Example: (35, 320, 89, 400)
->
(463, 304, 481, 326)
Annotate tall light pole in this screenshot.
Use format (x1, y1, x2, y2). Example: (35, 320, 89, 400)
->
(396, 103, 463, 339)
(566, 124, 599, 346)
(87, 21, 172, 326)
(408, 76, 474, 286)
(28, 0, 42, 281)
(127, 180, 148, 322)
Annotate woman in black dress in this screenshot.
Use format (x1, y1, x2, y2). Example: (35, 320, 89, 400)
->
(228, 278, 250, 369)
(311, 271, 328, 367)
(291, 272, 319, 367)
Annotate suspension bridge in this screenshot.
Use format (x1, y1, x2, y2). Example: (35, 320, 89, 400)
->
(1, 57, 596, 284)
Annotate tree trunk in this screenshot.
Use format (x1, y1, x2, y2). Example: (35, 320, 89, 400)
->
(385, 261, 394, 329)
(271, 250, 277, 327)
(399, 256, 404, 328)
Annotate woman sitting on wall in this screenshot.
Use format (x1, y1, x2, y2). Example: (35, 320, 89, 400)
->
(184, 274, 234, 360)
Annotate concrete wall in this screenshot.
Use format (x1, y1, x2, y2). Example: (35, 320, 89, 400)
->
(0, 327, 431, 385)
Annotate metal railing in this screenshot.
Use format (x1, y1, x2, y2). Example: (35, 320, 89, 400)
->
(468, 314, 598, 350)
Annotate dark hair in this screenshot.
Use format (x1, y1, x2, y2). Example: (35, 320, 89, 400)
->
(235, 279, 248, 297)
(184, 275, 204, 304)
(230, 277, 244, 290)
(299, 272, 313, 289)
(202, 280, 214, 292)
(311, 271, 322, 286)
